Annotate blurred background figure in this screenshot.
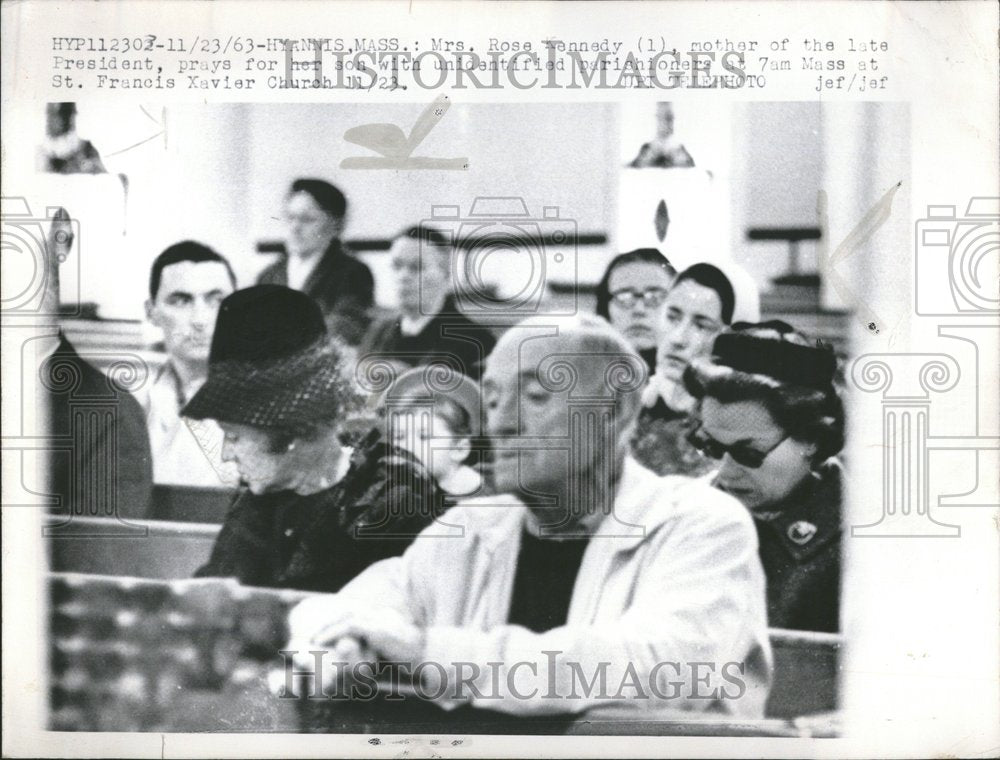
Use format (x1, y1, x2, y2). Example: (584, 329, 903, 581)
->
(39, 102, 107, 175)
(39, 209, 153, 522)
(359, 225, 496, 381)
(142, 242, 239, 504)
(632, 261, 759, 476)
(684, 322, 845, 633)
(186, 285, 443, 592)
(381, 366, 484, 503)
(258, 178, 374, 346)
(628, 103, 696, 169)
(594, 248, 676, 375)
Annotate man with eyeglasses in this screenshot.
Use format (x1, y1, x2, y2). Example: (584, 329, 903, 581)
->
(358, 224, 496, 381)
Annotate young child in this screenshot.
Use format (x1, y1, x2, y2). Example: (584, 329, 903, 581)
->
(381, 367, 484, 500)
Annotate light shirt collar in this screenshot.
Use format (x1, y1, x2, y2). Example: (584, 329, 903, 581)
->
(400, 292, 449, 336)
(287, 253, 321, 292)
(155, 360, 204, 409)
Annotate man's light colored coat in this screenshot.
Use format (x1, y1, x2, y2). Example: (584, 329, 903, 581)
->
(292, 458, 772, 717)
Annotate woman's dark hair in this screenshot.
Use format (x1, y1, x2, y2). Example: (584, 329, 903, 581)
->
(396, 224, 454, 274)
(671, 263, 736, 325)
(683, 322, 845, 464)
(288, 178, 347, 219)
(595, 248, 676, 320)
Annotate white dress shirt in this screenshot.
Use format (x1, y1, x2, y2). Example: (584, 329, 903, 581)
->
(286, 253, 321, 292)
(142, 362, 238, 488)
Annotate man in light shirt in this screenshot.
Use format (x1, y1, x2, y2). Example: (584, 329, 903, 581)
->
(287, 313, 771, 723)
(143, 241, 238, 493)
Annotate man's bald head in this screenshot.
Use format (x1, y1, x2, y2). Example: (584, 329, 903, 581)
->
(495, 313, 637, 354)
(492, 313, 646, 416)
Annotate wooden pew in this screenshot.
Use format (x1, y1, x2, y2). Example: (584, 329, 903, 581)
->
(151, 485, 234, 524)
(46, 566, 843, 734)
(47, 517, 842, 723)
(46, 516, 219, 579)
(766, 627, 841, 720)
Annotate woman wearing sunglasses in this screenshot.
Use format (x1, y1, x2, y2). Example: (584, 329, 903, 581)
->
(683, 321, 845, 633)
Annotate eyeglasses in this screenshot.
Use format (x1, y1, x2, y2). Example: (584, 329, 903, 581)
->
(609, 288, 668, 309)
(685, 422, 788, 469)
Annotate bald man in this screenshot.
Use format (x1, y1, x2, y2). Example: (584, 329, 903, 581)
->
(285, 314, 771, 722)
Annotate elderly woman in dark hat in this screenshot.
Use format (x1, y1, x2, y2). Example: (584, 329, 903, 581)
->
(683, 321, 845, 633)
(184, 285, 444, 593)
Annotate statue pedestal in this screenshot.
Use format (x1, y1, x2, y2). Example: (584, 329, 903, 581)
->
(616, 167, 725, 269)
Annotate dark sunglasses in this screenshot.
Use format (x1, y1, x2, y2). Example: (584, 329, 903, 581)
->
(686, 422, 788, 469)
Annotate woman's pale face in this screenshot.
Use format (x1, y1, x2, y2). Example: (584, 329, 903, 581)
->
(658, 280, 724, 382)
(606, 262, 673, 351)
(699, 398, 816, 511)
(219, 422, 294, 494)
(284, 192, 340, 260)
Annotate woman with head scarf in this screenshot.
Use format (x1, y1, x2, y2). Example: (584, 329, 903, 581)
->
(594, 248, 677, 374)
(184, 285, 444, 593)
(684, 321, 845, 632)
(630, 260, 760, 476)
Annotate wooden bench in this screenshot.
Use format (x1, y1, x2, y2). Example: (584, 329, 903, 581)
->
(46, 555, 842, 731)
(47, 516, 219, 579)
(150, 485, 234, 524)
(766, 628, 841, 719)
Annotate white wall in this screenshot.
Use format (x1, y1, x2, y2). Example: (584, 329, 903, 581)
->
(63, 102, 619, 317)
(243, 102, 619, 305)
(6, 100, 904, 323)
(729, 102, 825, 289)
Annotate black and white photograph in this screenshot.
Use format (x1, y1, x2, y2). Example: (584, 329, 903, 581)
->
(2, 2, 997, 758)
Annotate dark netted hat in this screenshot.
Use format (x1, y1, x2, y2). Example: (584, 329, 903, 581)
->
(183, 285, 354, 430)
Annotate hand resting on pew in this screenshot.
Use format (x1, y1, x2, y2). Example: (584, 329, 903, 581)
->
(280, 597, 426, 697)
